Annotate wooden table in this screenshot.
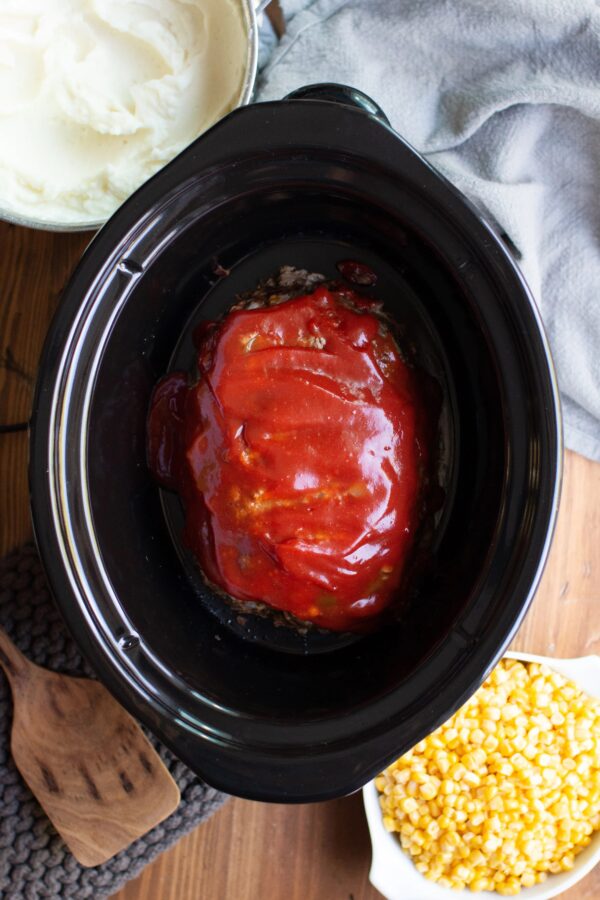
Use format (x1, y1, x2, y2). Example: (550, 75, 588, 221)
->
(1, 222, 599, 900)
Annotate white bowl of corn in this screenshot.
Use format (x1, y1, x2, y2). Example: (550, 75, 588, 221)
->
(363, 652, 600, 898)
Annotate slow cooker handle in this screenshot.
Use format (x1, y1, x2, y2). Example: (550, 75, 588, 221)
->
(284, 83, 391, 126)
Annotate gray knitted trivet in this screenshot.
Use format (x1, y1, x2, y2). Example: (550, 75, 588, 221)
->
(0, 543, 227, 900)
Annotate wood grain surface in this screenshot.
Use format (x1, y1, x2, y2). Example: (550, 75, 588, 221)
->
(0, 626, 180, 867)
(1, 222, 599, 899)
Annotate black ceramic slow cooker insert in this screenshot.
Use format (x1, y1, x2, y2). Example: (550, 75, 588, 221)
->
(30, 85, 562, 802)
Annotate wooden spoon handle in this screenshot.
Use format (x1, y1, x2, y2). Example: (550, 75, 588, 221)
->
(0, 627, 30, 687)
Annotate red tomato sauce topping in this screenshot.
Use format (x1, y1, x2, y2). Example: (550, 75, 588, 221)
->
(147, 285, 432, 632)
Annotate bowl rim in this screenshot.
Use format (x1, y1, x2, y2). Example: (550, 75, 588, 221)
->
(0, 0, 260, 233)
(29, 92, 563, 801)
(363, 651, 600, 900)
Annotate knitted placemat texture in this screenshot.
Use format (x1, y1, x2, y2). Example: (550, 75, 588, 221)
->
(0, 543, 227, 900)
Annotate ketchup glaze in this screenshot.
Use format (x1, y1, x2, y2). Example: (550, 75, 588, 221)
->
(147, 285, 433, 632)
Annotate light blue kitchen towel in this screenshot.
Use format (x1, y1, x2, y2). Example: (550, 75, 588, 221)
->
(257, 0, 600, 462)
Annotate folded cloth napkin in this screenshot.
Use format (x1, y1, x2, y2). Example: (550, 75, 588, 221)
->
(258, 0, 600, 461)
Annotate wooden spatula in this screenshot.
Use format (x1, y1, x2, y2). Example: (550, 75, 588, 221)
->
(0, 626, 180, 867)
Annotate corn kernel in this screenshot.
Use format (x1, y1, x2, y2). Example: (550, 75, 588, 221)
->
(382, 815, 396, 832)
(462, 772, 480, 789)
(440, 779, 456, 796)
(400, 796, 418, 814)
(425, 819, 440, 839)
(375, 658, 600, 896)
(419, 781, 438, 800)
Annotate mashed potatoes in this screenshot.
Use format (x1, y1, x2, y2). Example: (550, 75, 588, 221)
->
(0, 0, 249, 224)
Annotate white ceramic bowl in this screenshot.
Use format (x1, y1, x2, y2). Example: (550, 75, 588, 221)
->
(363, 652, 600, 900)
(0, 0, 265, 233)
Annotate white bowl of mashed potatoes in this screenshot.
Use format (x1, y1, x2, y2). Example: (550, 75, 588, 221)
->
(0, 0, 258, 230)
